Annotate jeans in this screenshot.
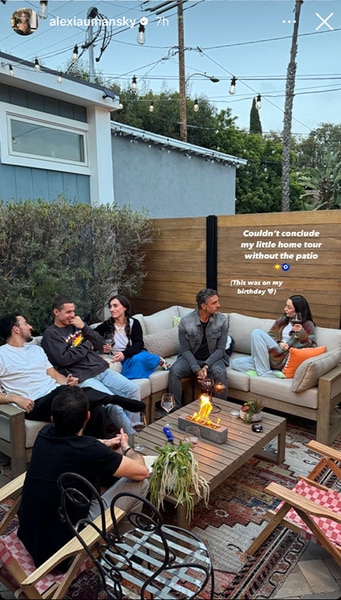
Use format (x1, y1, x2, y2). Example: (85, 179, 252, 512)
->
(80, 368, 141, 435)
(231, 329, 281, 377)
(168, 356, 228, 410)
(89, 477, 149, 534)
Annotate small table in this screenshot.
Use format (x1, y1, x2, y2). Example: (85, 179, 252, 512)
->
(138, 398, 286, 529)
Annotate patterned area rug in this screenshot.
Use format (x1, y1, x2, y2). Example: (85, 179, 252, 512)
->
(0, 415, 340, 599)
(188, 414, 341, 599)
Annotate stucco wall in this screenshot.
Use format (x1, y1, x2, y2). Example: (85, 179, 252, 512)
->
(111, 133, 236, 218)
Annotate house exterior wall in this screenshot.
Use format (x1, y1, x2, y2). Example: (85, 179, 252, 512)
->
(111, 133, 236, 218)
(0, 83, 91, 204)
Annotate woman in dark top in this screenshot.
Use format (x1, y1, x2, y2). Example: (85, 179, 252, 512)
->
(95, 294, 170, 379)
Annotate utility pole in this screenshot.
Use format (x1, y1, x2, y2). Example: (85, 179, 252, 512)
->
(145, 1, 187, 140)
(178, 0, 187, 142)
(281, 0, 304, 212)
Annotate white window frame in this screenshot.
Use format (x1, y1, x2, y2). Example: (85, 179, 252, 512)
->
(0, 104, 89, 175)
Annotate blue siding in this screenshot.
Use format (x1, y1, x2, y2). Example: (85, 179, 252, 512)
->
(0, 84, 86, 121)
(0, 164, 90, 204)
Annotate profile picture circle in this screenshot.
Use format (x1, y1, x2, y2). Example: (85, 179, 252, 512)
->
(11, 8, 38, 36)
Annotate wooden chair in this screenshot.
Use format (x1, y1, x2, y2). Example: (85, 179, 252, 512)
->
(0, 404, 48, 476)
(58, 472, 215, 599)
(0, 472, 124, 599)
(247, 440, 341, 567)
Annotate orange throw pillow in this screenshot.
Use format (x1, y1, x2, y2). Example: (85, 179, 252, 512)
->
(283, 346, 327, 378)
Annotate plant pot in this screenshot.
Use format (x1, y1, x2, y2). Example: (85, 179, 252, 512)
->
(239, 409, 262, 423)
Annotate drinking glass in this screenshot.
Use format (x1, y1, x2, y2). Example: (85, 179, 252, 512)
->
(133, 414, 147, 451)
(200, 376, 214, 394)
(184, 425, 201, 447)
(291, 312, 303, 338)
(104, 335, 114, 356)
(161, 393, 175, 426)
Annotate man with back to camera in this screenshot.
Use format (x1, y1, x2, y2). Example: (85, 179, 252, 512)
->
(42, 296, 142, 435)
(168, 288, 228, 410)
(18, 386, 149, 567)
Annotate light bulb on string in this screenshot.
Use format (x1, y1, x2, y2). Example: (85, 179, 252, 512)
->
(256, 94, 262, 110)
(229, 76, 237, 95)
(39, 0, 48, 19)
(149, 101, 154, 113)
(131, 75, 137, 91)
(34, 59, 40, 72)
(137, 23, 145, 45)
(193, 99, 199, 112)
(72, 45, 78, 63)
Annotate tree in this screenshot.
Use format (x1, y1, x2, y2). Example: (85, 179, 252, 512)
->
(249, 98, 262, 135)
(298, 149, 341, 210)
(0, 199, 153, 332)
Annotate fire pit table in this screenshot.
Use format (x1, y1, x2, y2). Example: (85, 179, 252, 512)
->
(138, 397, 286, 529)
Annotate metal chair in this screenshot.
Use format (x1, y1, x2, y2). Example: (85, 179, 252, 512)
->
(247, 440, 341, 567)
(58, 472, 215, 599)
(0, 472, 122, 599)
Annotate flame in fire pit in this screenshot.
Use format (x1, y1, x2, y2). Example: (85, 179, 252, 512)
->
(186, 394, 221, 429)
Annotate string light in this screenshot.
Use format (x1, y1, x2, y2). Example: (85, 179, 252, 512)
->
(256, 93, 262, 110)
(39, 0, 48, 19)
(137, 23, 145, 45)
(149, 101, 154, 112)
(57, 71, 62, 84)
(72, 45, 78, 63)
(193, 98, 199, 112)
(9, 64, 14, 77)
(229, 76, 237, 95)
(131, 75, 137, 91)
(34, 59, 40, 72)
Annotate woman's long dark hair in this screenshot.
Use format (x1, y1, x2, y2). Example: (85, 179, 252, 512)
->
(107, 294, 132, 344)
(289, 294, 315, 325)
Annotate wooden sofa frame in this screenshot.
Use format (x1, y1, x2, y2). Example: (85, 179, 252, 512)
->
(228, 364, 341, 446)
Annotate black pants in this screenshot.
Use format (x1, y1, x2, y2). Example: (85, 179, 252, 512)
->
(25, 386, 110, 438)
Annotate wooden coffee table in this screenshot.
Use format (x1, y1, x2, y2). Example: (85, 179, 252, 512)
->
(138, 398, 286, 529)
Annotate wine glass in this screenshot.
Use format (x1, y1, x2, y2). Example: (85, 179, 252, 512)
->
(160, 393, 175, 426)
(291, 312, 303, 338)
(200, 376, 214, 395)
(184, 425, 201, 447)
(104, 335, 114, 357)
(133, 414, 147, 452)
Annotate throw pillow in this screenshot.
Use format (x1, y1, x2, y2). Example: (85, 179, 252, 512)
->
(144, 327, 180, 358)
(283, 346, 327, 379)
(291, 348, 341, 392)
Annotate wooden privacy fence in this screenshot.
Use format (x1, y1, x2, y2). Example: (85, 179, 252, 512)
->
(133, 211, 341, 329)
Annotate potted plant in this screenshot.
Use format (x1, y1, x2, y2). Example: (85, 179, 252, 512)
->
(239, 400, 263, 423)
(149, 440, 210, 521)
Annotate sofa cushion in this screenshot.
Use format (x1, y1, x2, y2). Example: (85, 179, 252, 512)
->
(229, 313, 274, 355)
(315, 326, 341, 352)
(144, 328, 180, 358)
(250, 377, 318, 410)
(141, 306, 181, 335)
(291, 348, 341, 393)
(283, 346, 326, 378)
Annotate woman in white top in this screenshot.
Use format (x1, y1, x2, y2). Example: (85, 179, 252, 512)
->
(95, 294, 170, 379)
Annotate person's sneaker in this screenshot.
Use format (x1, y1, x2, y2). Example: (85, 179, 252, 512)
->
(159, 357, 171, 370)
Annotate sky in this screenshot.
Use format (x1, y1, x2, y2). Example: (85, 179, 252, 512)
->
(0, 0, 340, 136)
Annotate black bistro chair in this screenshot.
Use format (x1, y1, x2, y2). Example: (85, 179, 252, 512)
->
(58, 472, 214, 599)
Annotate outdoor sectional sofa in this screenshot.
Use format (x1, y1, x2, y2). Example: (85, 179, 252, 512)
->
(134, 306, 341, 445)
(1, 305, 341, 476)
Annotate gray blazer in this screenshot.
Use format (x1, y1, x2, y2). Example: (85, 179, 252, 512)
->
(178, 309, 228, 372)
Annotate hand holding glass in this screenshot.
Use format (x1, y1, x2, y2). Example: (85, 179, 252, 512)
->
(291, 312, 303, 338)
(161, 393, 175, 426)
